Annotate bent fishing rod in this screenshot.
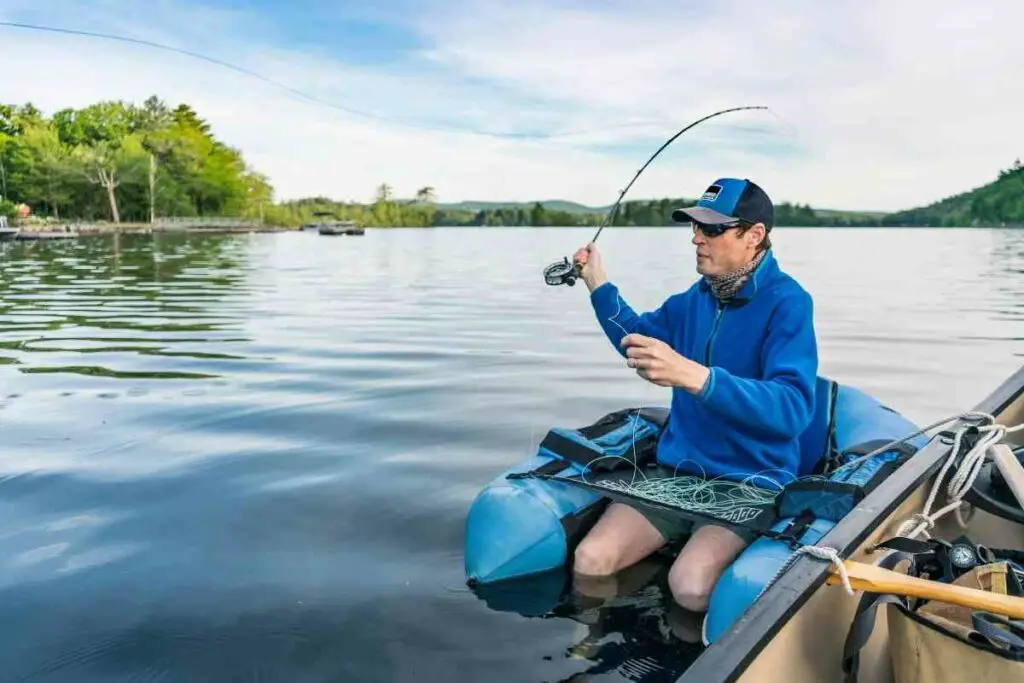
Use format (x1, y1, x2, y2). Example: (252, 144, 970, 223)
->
(543, 105, 768, 287)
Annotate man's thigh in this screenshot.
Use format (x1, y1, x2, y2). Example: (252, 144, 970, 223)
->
(574, 502, 672, 575)
(668, 523, 751, 594)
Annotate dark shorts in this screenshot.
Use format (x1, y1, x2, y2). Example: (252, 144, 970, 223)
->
(636, 504, 759, 545)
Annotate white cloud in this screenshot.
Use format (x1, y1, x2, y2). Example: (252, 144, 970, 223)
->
(0, 0, 1022, 211)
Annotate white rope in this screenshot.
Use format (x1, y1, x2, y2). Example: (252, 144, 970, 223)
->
(758, 543, 853, 598)
(800, 545, 854, 595)
(894, 417, 1024, 540)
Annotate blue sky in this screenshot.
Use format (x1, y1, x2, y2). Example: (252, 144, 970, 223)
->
(1, 0, 1022, 210)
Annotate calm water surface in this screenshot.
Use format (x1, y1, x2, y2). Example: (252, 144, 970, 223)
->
(1, 227, 1022, 682)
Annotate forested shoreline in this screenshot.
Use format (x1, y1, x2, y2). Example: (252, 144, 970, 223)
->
(0, 97, 270, 225)
(3, 96, 1021, 229)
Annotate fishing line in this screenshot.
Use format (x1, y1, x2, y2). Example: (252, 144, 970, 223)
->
(0, 20, 682, 142)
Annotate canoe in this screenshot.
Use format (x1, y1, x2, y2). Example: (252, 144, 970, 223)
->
(464, 366, 1024, 682)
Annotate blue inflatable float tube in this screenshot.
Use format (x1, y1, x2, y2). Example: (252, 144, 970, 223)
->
(464, 378, 929, 600)
(464, 407, 668, 585)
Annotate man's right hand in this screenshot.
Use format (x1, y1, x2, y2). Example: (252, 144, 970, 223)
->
(569, 242, 606, 290)
(573, 243, 608, 292)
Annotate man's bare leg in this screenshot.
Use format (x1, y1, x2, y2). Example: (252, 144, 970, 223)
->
(573, 502, 667, 577)
(572, 555, 664, 601)
(667, 524, 749, 612)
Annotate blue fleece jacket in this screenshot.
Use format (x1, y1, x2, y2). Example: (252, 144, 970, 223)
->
(590, 249, 818, 482)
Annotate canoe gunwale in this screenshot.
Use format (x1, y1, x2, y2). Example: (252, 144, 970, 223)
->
(681, 364, 1024, 683)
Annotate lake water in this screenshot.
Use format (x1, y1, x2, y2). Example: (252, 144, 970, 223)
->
(1, 227, 1022, 682)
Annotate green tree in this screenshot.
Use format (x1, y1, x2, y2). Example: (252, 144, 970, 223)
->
(14, 123, 78, 218)
(138, 96, 175, 223)
(530, 201, 547, 226)
(415, 186, 435, 204)
(74, 135, 147, 223)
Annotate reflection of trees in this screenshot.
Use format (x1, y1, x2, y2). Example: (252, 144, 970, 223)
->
(0, 233, 252, 378)
(988, 229, 1024, 282)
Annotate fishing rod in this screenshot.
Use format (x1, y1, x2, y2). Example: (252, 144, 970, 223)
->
(542, 105, 769, 287)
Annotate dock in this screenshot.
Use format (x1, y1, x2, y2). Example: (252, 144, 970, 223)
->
(1, 217, 289, 241)
(11, 231, 80, 241)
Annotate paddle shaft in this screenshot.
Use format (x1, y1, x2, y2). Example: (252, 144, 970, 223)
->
(990, 444, 1024, 511)
(826, 559, 1024, 619)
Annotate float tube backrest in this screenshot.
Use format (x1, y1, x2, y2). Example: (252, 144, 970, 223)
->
(796, 376, 838, 476)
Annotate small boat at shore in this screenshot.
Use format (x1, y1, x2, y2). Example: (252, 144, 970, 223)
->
(317, 220, 364, 236)
(0, 226, 18, 241)
(465, 365, 1024, 682)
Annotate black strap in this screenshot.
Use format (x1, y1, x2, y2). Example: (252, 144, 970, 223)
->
(776, 509, 815, 547)
(841, 438, 918, 459)
(842, 551, 911, 683)
(971, 612, 1024, 652)
(538, 431, 604, 468)
(506, 459, 569, 480)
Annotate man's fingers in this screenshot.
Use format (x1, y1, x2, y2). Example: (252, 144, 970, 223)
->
(625, 345, 654, 359)
(620, 333, 653, 348)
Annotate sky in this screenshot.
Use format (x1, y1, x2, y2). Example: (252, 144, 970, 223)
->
(0, 0, 1021, 211)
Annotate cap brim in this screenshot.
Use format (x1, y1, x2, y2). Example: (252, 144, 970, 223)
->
(671, 206, 736, 224)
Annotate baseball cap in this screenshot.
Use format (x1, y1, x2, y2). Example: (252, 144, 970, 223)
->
(671, 178, 774, 230)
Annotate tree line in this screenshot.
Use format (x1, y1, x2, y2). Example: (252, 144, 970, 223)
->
(276, 190, 877, 228)
(3, 96, 1020, 228)
(0, 97, 270, 224)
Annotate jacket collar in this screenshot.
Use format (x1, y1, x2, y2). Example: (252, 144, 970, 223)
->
(698, 248, 777, 305)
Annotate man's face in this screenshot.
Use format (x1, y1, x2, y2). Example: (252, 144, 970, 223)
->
(691, 221, 766, 276)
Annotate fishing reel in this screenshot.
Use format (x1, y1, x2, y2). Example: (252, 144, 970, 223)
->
(543, 256, 581, 286)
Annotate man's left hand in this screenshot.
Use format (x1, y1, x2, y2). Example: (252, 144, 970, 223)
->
(620, 334, 710, 393)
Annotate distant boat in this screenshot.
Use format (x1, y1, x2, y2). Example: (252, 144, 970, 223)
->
(0, 227, 18, 242)
(317, 220, 364, 236)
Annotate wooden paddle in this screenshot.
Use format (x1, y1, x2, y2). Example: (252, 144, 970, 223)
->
(826, 559, 1024, 619)
(990, 444, 1024, 511)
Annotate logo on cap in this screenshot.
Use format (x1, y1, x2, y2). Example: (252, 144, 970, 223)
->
(701, 185, 722, 203)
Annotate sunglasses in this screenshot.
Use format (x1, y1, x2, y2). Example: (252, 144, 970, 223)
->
(690, 219, 754, 238)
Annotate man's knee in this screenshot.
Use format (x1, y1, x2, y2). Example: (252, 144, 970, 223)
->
(573, 536, 618, 576)
(668, 565, 717, 612)
(669, 572, 713, 612)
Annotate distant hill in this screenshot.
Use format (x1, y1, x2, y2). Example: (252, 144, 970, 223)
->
(435, 200, 606, 215)
(882, 162, 1024, 226)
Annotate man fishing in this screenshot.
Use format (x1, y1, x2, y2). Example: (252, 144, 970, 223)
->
(570, 177, 819, 615)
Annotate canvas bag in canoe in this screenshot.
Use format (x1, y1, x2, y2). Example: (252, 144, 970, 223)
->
(844, 538, 1024, 683)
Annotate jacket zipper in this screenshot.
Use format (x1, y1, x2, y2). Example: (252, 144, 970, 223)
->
(704, 302, 725, 366)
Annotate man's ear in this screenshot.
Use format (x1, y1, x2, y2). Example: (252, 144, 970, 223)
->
(746, 222, 766, 248)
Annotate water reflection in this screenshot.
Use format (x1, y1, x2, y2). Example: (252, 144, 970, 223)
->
(0, 233, 250, 379)
(472, 557, 703, 682)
